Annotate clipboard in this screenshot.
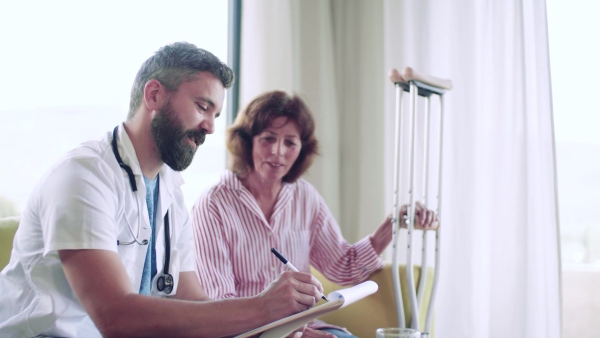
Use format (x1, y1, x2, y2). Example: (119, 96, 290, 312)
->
(235, 280, 378, 338)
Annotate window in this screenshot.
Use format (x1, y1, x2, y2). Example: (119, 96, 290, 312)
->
(0, 1, 229, 212)
(547, 1, 600, 337)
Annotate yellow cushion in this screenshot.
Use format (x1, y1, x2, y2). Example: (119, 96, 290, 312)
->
(312, 262, 435, 338)
(0, 216, 19, 270)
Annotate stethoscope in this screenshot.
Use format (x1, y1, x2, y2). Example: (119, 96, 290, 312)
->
(111, 126, 174, 294)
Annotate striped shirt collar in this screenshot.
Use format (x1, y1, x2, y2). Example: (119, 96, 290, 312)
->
(221, 170, 295, 194)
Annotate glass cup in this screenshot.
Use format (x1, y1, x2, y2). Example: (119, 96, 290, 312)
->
(375, 327, 421, 338)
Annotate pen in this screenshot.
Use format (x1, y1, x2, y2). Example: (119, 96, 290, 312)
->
(271, 247, 329, 302)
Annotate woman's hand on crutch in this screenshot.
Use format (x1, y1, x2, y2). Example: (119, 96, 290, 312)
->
(370, 202, 438, 254)
(400, 202, 440, 231)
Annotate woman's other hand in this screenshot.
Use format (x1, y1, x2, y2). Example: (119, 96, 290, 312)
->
(401, 202, 439, 230)
(370, 202, 439, 254)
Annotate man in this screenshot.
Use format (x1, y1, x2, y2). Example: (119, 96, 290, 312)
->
(0, 42, 324, 337)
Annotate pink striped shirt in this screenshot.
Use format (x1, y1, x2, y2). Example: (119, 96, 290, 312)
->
(191, 171, 384, 330)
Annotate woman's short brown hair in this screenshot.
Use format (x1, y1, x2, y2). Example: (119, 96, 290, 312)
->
(227, 91, 319, 183)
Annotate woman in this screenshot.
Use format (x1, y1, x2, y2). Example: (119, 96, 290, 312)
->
(192, 91, 436, 338)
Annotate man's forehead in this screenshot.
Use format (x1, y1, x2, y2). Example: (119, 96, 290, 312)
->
(186, 73, 225, 99)
(190, 70, 224, 86)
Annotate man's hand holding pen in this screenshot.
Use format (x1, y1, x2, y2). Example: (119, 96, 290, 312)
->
(271, 248, 328, 302)
(256, 271, 326, 319)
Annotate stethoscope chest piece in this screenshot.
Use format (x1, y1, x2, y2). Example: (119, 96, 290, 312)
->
(157, 274, 174, 294)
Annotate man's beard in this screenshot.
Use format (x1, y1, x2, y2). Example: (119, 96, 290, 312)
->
(150, 101, 206, 171)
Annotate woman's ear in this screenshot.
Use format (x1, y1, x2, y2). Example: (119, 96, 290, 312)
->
(143, 79, 168, 111)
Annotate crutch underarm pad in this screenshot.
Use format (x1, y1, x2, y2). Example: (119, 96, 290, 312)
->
(389, 68, 408, 84)
(402, 67, 453, 90)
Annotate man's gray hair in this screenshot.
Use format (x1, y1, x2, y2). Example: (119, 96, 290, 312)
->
(128, 42, 234, 119)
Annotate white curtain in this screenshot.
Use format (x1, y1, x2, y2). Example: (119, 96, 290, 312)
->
(238, 0, 561, 337)
(239, 0, 387, 241)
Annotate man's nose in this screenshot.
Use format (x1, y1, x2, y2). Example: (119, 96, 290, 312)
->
(200, 115, 215, 134)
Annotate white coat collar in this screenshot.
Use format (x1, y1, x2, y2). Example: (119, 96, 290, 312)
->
(115, 123, 185, 197)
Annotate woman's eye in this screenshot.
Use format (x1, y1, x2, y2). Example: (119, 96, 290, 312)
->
(285, 140, 297, 147)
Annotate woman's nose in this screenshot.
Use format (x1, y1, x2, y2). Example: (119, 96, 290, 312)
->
(272, 140, 285, 155)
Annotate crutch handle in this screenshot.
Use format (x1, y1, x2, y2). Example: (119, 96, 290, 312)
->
(402, 67, 453, 90)
(389, 68, 408, 84)
(414, 220, 440, 231)
(399, 219, 441, 231)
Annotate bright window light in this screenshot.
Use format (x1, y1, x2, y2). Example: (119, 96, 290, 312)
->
(547, 1, 600, 335)
(0, 1, 229, 212)
(547, 0, 600, 270)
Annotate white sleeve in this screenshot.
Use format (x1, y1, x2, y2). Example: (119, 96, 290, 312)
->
(39, 155, 120, 256)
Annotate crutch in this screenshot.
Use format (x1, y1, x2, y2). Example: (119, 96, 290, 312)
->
(388, 67, 452, 337)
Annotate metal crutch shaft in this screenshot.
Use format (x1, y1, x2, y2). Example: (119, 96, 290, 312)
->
(417, 96, 431, 308)
(391, 82, 406, 329)
(422, 95, 446, 337)
(388, 67, 452, 334)
(406, 81, 420, 330)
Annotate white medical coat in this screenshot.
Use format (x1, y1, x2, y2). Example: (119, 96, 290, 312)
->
(0, 125, 195, 337)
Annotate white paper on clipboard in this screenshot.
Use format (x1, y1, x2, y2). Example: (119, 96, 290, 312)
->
(327, 280, 378, 308)
(235, 280, 378, 338)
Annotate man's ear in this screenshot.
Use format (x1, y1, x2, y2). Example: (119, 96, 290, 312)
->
(143, 79, 168, 111)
